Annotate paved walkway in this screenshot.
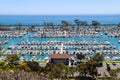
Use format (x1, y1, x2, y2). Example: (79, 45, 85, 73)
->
(97, 63, 120, 77)
(97, 64, 110, 77)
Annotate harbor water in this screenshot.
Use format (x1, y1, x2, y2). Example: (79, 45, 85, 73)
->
(0, 15, 120, 61)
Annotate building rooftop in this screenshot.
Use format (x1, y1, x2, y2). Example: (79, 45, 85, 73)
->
(50, 54, 70, 59)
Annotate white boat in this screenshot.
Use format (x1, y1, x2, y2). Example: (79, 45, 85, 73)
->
(118, 40, 120, 43)
(8, 43, 15, 49)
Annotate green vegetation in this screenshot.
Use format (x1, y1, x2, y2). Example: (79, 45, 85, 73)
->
(76, 53, 85, 61)
(108, 68, 120, 80)
(92, 20, 100, 26)
(103, 61, 120, 64)
(6, 53, 20, 64)
(74, 19, 88, 26)
(44, 62, 70, 80)
(0, 53, 99, 80)
(0, 51, 3, 56)
(1, 52, 120, 80)
(93, 53, 104, 62)
(61, 20, 69, 28)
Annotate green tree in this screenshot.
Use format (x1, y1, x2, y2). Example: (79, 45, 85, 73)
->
(74, 19, 81, 26)
(86, 59, 98, 78)
(92, 20, 100, 26)
(0, 61, 5, 70)
(77, 63, 87, 76)
(76, 53, 85, 62)
(69, 67, 76, 78)
(93, 53, 104, 62)
(44, 62, 69, 80)
(25, 61, 41, 72)
(4, 63, 17, 70)
(6, 54, 20, 64)
(54, 62, 66, 79)
(76, 59, 98, 79)
(44, 63, 56, 80)
(61, 20, 69, 29)
(92, 20, 100, 31)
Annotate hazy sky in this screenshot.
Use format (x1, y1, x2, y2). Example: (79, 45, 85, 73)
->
(0, 0, 120, 15)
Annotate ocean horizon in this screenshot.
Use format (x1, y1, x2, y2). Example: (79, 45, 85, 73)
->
(0, 14, 120, 24)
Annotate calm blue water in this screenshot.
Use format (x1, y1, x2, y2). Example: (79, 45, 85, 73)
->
(0, 15, 120, 60)
(0, 15, 120, 24)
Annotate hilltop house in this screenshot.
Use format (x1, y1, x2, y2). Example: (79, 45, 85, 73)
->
(50, 54, 71, 65)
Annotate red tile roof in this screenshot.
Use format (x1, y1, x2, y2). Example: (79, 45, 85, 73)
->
(50, 54, 70, 59)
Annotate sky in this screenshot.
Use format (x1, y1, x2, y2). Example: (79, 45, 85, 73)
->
(0, 0, 120, 15)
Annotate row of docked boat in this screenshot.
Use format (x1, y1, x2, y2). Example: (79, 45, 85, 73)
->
(5, 49, 120, 56)
(4, 49, 120, 61)
(8, 44, 115, 50)
(0, 40, 8, 45)
(0, 31, 27, 38)
(104, 28, 120, 37)
(8, 40, 115, 53)
(30, 29, 103, 38)
(1, 27, 120, 61)
(18, 40, 110, 45)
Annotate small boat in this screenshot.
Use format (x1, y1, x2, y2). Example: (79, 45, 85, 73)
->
(118, 40, 120, 43)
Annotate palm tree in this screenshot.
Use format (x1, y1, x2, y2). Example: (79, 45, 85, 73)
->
(74, 19, 81, 26)
(61, 20, 69, 30)
(92, 20, 100, 26)
(92, 20, 100, 31)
